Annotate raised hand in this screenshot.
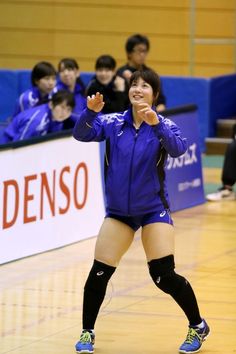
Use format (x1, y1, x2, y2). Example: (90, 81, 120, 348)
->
(114, 76, 126, 92)
(87, 92, 105, 112)
(137, 103, 159, 126)
(122, 69, 133, 81)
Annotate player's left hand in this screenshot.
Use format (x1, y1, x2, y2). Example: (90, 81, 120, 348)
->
(137, 103, 159, 126)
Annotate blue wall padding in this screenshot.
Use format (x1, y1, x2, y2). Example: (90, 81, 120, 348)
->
(80, 72, 94, 87)
(162, 76, 210, 149)
(0, 69, 236, 151)
(209, 73, 236, 137)
(0, 70, 19, 122)
(17, 70, 32, 93)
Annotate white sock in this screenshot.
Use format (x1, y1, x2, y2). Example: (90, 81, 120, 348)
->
(196, 320, 205, 329)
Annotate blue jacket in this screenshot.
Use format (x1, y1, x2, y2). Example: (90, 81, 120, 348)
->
(1, 104, 63, 143)
(13, 86, 57, 117)
(73, 107, 187, 215)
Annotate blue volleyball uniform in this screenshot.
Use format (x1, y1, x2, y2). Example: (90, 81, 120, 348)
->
(1, 104, 63, 143)
(73, 107, 187, 217)
(13, 86, 57, 117)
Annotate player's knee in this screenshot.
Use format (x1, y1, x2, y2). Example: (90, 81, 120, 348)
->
(148, 255, 187, 295)
(84, 259, 116, 294)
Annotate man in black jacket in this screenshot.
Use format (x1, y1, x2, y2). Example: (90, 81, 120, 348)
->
(117, 33, 166, 112)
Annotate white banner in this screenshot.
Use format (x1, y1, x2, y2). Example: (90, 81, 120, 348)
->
(0, 137, 105, 264)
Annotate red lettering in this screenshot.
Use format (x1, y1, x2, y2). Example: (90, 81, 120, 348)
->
(74, 163, 88, 209)
(2, 179, 19, 229)
(24, 175, 37, 224)
(59, 166, 71, 214)
(2, 162, 89, 230)
(40, 171, 56, 219)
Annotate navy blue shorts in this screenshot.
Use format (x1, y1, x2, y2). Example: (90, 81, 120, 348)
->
(106, 210, 173, 232)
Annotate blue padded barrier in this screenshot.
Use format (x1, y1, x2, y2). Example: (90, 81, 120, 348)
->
(209, 73, 236, 137)
(80, 72, 94, 87)
(0, 70, 19, 122)
(17, 70, 31, 94)
(161, 76, 210, 150)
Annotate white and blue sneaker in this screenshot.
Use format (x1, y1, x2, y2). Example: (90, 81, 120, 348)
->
(179, 319, 210, 353)
(75, 330, 95, 353)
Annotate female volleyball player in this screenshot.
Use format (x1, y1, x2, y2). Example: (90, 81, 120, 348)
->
(73, 69, 210, 354)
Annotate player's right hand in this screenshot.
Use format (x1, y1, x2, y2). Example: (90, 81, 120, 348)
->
(87, 92, 105, 112)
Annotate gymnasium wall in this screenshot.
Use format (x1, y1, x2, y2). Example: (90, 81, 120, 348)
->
(0, 0, 235, 77)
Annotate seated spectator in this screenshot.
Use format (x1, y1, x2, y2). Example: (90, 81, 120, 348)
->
(86, 54, 129, 114)
(57, 58, 86, 128)
(13, 61, 57, 117)
(117, 33, 166, 112)
(206, 124, 236, 201)
(0, 90, 75, 144)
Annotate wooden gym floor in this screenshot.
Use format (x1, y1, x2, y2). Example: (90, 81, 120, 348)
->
(1, 159, 236, 354)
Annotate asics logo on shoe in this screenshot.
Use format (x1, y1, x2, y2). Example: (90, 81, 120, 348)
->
(160, 211, 166, 217)
(96, 271, 104, 276)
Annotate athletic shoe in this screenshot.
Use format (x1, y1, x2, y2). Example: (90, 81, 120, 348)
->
(75, 330, 95, 353)
(206, 187, 235, 201)
(179, 319, 210, 353)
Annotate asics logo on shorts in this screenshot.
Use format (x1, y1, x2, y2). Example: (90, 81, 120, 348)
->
(160, 211, 166, 217)
(96, 271, 104, 276)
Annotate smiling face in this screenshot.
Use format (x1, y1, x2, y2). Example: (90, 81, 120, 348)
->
(59, 63, 79, 90)
(129, 77, 154, 106)
(96, 68, 115, 85)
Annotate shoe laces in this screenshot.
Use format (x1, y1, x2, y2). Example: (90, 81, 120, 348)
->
(79, 331, 92, 344)
(184, 327, 201, 344)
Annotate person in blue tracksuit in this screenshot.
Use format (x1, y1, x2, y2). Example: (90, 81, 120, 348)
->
(13, 61, 57, 117)
(57, 58, 87, 129)
(73, 70, 210, 354)
(0, 90, 75, 144)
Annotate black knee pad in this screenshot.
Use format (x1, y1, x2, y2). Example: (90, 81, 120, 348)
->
(84, 259, 116, 295)
(148, 255, 188, 296)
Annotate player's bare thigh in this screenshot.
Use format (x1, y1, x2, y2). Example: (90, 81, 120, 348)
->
(141, 222, 175, 262)
(95, 217, 135, 267)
